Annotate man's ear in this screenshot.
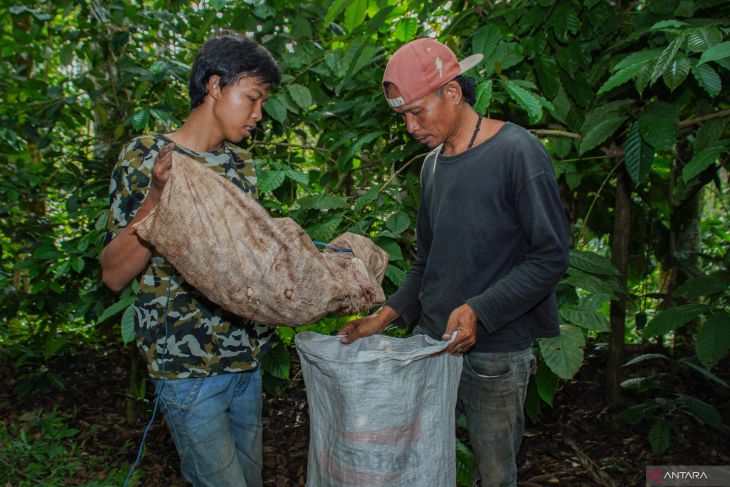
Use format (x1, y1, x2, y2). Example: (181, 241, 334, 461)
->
(445, 80, 462, 106)
(207, 75, 221, 101)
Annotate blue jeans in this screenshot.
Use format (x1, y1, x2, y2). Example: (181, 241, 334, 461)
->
(154, 371, 263, 487)
(457, 348, 535, 487)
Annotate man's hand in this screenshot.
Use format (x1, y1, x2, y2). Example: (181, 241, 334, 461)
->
(442, 303, 478, 354)
(338, 306, 399, 344)
(151, 142, 175, 193)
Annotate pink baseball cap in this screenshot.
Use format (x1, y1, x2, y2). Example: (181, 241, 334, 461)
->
(383, 38, 483, 108)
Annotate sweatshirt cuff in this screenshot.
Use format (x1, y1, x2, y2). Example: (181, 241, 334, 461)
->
(465, 296, 498, 335)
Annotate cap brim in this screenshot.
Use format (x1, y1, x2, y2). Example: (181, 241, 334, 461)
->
(459, 53, 484, 74)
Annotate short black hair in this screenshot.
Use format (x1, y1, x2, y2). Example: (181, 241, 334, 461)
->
(189, 32, 281, 109)
(455, 75, 477, 106)
(434, 75, 477, 106)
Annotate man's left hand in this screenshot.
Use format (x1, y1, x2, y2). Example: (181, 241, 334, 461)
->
(442, 303, 478, 354)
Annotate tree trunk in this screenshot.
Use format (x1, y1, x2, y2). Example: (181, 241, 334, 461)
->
(607, 168, 631, 406)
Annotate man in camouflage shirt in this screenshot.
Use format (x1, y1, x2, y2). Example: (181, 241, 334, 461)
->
(100, 33, 280, 487)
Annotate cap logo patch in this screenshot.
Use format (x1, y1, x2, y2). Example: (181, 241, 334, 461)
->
(386, 96, 405, 108)
(435, 57, 443, 79)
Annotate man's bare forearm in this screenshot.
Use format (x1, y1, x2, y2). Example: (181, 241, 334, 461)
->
(100, 188, 161, 292)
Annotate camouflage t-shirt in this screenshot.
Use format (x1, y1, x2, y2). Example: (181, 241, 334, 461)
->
(104, 133, 274, 379)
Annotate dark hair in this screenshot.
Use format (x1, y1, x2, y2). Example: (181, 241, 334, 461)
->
(434, 75, 477, 106)
(189, 32, 281, 109)
(455, 75, 477, 106)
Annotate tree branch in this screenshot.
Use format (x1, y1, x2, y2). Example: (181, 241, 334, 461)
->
(530, 129, 581, 139)
(678, 109, 730, 129)
(379, 152, 429, 192)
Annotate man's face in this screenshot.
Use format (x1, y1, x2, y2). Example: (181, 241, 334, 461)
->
(385, 83, 453, 149)
(213, 76, 270, 143)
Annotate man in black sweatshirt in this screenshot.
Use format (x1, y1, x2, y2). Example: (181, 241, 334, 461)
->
(338, 38, 570, 487)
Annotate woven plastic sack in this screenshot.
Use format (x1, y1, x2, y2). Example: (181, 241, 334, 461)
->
(133, 152, 388, 326)
(295, 331, 463, 487)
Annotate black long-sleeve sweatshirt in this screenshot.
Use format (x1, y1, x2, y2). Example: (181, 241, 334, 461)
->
(385, 122, 570, 352)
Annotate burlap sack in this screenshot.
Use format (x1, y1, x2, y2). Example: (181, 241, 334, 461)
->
(133, 152, 388, 326)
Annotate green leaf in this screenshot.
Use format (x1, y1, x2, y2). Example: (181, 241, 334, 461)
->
(570, 250, 620, 276)
(613, 49, 662, 72)
(44, 335, 67, 360)
(560, 306, 610, 332)
(97, 296, 135, 324)
(623, 353, 669, 367)
(285, 169, 309, 186)
(619, 403, 659, 424)
(344, 0, 367, 32)
(561, 271, 621, 300)
(676, 275, 728, 298)
(503, 80, 543, 124)
(676, 394, 722, 428)
(121, 305, 136, 344)
(307, 214, 343, 242)
(257, 170, 286, 193)
(696, 311, 730, 369)
(324, 0, 352, 24)
(695, 118, 728, 151)
(691, 62, 721, 97)
(648, 419, 671, 455)
(535, 363, 559, 407)
(624, 122, 654, 186)
(534, 57, 561, 99)
(354, 186, 379, 213)
(650, 37, 682, 84)
(681, 146, 723, 184)
(298, 194, 349, 210)
(597, 62, 647, 95)
(698, 41, 730, 65)
(71, 256, 85, 273)
(579, 115, 626, 155)
(662, 52, 690, 91)
(643, 304, 709, 337)
(394, 18, 417, 43)
(494, 43, 524, 71)
(472, 25, 502, 61)
(456, 438, 476, 487)
(678, 357, 729, 387)
(131, 109, 149, 130)
(539, 324, 584, 380)
(260, 341, 290, 379)
(375, 238, 403, 262)
(639, 102, 678, 151)
(287, 84, 312, 111)
(385, 264, 406, 286)
(264, 96, 287, 124)
(474, 80, 493, 114)
(385, 211, 411, 234)
(686, 26, 723, 53)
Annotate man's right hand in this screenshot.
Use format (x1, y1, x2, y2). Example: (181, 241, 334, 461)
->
(338, 306, 399, 344)
(151, 142, 175, 193)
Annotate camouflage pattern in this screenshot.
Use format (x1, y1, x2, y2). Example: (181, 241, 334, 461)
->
(105, 134, 274, 379)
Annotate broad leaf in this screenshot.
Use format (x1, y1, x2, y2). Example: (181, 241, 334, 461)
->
(344, 0, 367, 32)
(324, 0, 351, 24)
(613, 49, 662, 71)
(539, 324, 584, 380)
(696, 311, 730, 369)
(650, 36, 682, 84)
(131, 109, 149, 130)
(264, 96, 287, 124)
(385, 211, 411, 234)
(560, 306, 610, 332)
(260, 341, 290, 379)
(681, 146, 723, 184)
(648, 419, 671, 455)
(569, 250, 620, 276)
(394, 18, 417, 43)
(375, 238, 403, 262)
(561, 270, 621, 300)
(472, 25, 503, 61)
(97, 296, 135, 324)
(623, 353, 669, 367)
(691, 63, 721, 97)
(639, 102, 678, 151)
(662, 52, 690, 91)
(624, 122, 654, 186)
(474, 80, 493, 114)
(257, 170, 286, 193)
(643, 304, 709, 337)
(534, 56, 561, 98)
(676, 275, 728, 298)
(676, 394, 722, 428)
(535, 363, 559, 407)
(287, 84, 312, 111)
(307, 214, 343, 242)
(385, 264, 406, 286)
(298, 194, 349, 210)
(686, 26, 723, 53)
(619, 403, 659, 424)
(698, 41, 730, 65)
(579, 114, 625, 154)
(597, 62, 647, 95)
(353, 186, 379, 213)
(503, 80, 543, 124)
(121, 305, 136, 344)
